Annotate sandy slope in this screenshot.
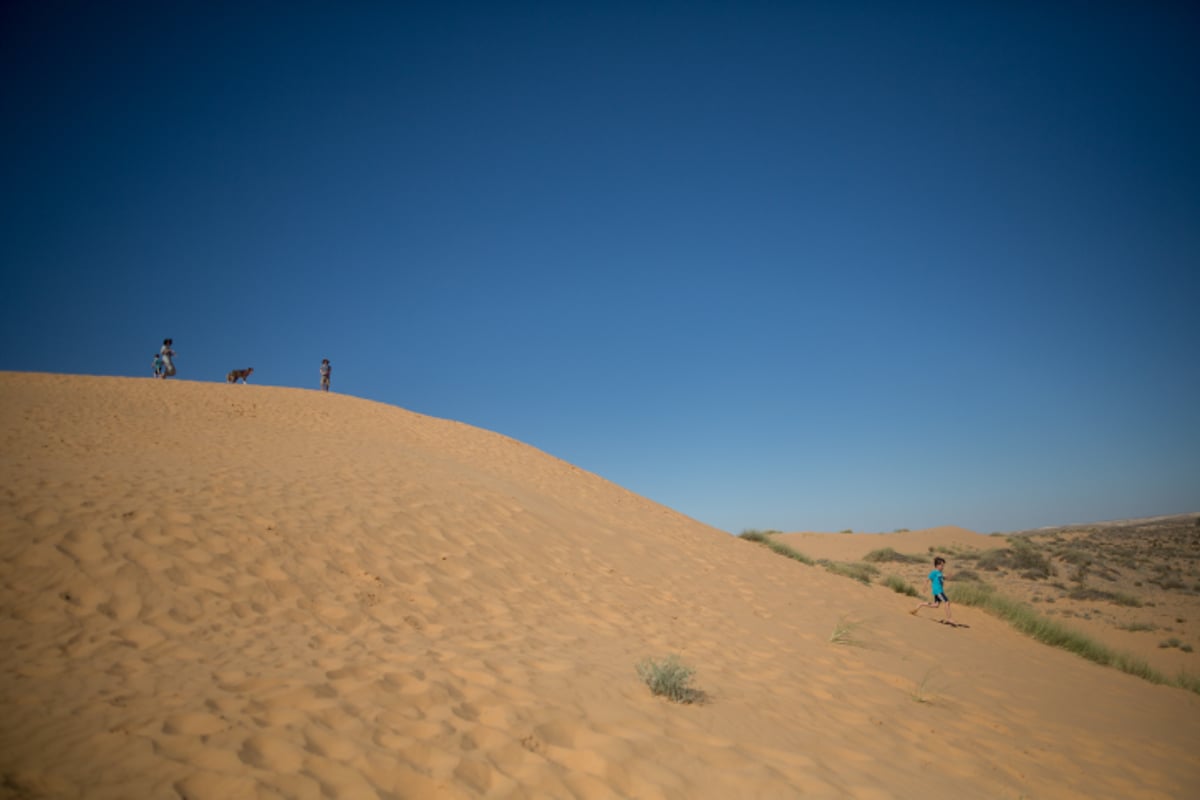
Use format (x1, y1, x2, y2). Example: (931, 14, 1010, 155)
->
(1, 373, 1197, 799)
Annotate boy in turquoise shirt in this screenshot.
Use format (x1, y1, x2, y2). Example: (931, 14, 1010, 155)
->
(911, 557, 953, 623)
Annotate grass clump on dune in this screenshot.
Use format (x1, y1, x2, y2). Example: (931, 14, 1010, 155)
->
(884, 575, 921, 597)
(820, 560, 879, 585)
(738, 530, 815, 565)
(949, 582, 1197, 693)
(863, 547, 925, 564)
(635, 655, 705, 704)
(829, 616, 869, 647)
(1068, 586, 1143, 607)
(976, 538, 1055, 579)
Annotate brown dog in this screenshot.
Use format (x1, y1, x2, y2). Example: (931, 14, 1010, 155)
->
(226, 368, 254, 384)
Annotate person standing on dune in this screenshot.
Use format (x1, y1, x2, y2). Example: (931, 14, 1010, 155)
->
(319, 358, 331, 391)
(159, 339, 176, 378)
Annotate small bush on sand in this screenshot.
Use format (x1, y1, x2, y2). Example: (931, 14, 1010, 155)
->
(884, 575, 920, 597)
(976, 540, 1053, 579)
(738, 530, 815, 565)
(976, 549, 1009, 571)
(1010, 539, 1055, 579)
(635, 656, 704, 704)
(863, 547, 924, 564)
(1061, 548, 1093, 566)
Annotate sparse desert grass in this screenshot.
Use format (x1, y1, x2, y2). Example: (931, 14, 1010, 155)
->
(949, 582, 1197, 693)
(1067, 586, 1143, 607)
(1159, 638, 1184, 650)
(1010, 539, 1055, 579)
(1153, 577, 1188, 591)
(884, 574, 920, 597)
(829, 616, 868, 647)
(738, 530, 815, 566)
(635, 655, 704, 704)
(976, 550, 1009, 571)
(976, 539, 1055, 579)
(1177, 671, 1200, 693)
(928, 544, 981, 558)
(953, 569, 983, 583)
(863, 547, 925, 564)
(1060, 548, 1093, 566)
(820, 560, 879, 585)
(1117, 622, 1157, 633)
(739, 528, 782, 539)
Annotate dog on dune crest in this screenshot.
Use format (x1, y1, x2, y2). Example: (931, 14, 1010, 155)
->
(226, 368, 254, 384)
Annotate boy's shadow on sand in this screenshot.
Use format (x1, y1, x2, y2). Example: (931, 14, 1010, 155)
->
(935, 620, 970, 629)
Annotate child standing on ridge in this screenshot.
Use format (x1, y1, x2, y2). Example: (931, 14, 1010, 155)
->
(319, 359, 331, 391)
(152, 352, 165, 378)
(911, 556, 953, 623)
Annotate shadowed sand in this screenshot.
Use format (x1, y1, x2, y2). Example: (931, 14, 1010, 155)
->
(1, 373, 1197, 799)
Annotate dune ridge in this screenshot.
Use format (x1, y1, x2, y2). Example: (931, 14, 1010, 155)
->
(1, 372, 1197, 799)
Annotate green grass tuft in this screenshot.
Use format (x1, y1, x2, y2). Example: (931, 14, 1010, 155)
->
(819, 560, 879, 584)
(829, 616, 869, 647)
(863, 547, 925, 564)
(635, 655, 704, 704)
(884, 574, 921, 597)
(738, 530, 815, 565)
(1176, 671, 1200, 693)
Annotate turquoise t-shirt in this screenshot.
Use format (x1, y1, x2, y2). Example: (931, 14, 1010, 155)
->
(929, 569, 944, 596)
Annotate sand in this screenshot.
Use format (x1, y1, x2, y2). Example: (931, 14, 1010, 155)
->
(1, 372, 1197, 799)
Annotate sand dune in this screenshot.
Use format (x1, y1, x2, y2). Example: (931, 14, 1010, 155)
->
(1, 372, 1197, 799)
(776, 526, 1002, 563)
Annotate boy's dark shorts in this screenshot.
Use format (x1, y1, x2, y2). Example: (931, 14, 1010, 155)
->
(932, 592, 949, 604)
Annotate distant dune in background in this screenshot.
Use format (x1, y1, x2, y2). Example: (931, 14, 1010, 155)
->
(1, 372, 1197, 799)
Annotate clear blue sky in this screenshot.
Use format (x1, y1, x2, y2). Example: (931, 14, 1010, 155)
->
(3, 2, 1197, 533)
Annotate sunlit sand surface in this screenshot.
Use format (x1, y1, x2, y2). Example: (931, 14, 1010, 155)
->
(2, 373, 1197, 798)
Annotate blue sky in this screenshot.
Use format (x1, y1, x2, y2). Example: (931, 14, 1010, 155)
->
(3, 2, 1197, 533)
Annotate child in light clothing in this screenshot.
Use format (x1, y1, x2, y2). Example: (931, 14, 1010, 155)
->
(159, 338, 176, 377)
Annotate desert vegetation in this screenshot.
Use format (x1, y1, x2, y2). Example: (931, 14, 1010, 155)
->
(635, 655, 705, 704)
(739, 517, 1200, 694)
(738, 529, 815, 565)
